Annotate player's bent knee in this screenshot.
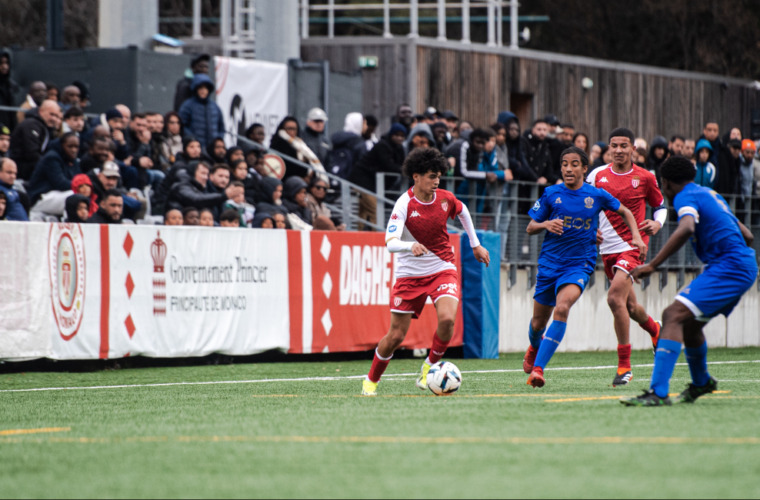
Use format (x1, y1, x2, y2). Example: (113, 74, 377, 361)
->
(553, 303, 571, 321)
(662, 302, 693, 325)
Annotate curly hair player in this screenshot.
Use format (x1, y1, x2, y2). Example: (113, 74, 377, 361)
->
(361, 147, 490, 396)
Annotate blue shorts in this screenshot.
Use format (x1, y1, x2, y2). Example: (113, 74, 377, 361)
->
(534, 264, 593, 307)
(676, 263, 757, 321)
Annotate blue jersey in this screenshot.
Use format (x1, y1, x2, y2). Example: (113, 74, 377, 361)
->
(673, 183, 756, 266)
(529, 183, 621, 269)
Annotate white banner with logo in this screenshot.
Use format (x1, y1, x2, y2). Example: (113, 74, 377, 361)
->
(214, 56, 288, 148)
(0, 223, 290, 361)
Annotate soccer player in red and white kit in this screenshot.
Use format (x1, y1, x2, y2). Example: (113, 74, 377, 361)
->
(361, 147, 490, 396)
(586, 127, 667, 386)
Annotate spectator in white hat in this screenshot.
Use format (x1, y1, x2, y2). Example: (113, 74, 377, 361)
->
(302, 107, 331, 167)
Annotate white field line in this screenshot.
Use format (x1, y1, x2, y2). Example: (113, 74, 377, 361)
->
(0, 359, 758, 394)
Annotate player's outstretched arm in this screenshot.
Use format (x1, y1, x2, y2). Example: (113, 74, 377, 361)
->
(616, 205, 647, 261)
(737, 220, 754, 247)
(631, 215, 695, 281)
(527, 218, 563, 235)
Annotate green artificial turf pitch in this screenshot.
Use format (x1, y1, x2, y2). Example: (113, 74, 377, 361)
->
(1, 348, 759, 499)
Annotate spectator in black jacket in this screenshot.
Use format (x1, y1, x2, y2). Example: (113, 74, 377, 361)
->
(87, 189, 123, 224)
(302, 107, 331, 167)
(520, 118, 557, 185)
(350, 123, 407, 229)
(167, 161, 230, 217)
(27, 132, 81, 221)
(9, 100, 62, 180)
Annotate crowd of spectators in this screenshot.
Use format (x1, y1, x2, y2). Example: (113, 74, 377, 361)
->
(1, 49, 760, 231)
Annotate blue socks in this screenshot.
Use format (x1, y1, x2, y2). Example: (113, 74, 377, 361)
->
(685, 341, 710, 387)
(529, 322, 546, 350)
(650, 338, 682, 398)
(534, 321, 566, 369)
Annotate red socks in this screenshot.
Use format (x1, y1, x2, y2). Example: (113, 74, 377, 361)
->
(427, 333, 450, 365)
(367, 349, 392, 383)
(617, 344, 632, 375)
(640, 316, 659, 338)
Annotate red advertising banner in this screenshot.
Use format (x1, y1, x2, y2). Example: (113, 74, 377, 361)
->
(288, 230, 463, 354)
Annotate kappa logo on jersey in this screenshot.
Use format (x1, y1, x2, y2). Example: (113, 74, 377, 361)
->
(390, 213, 400, 220)
(554, 197, 562, 204)
(584, 197, 594, 209)
(532, 200, 541, 211)
(632, 176, 640, 188)
(436, 282, 458, 295)
(598, 176, 609, 183)
(441, 200, 449, 212)
(410, 210, 421, 218)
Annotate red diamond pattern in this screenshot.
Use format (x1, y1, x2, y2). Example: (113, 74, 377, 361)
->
(123, 232, 133, 257)
(125, 315, 136, 339)
(125, 273, 134, 298)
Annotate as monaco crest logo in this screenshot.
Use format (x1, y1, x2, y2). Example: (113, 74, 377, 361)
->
(632, 176, 640, 188)
(48, 224, 86, 341)
(441, 200, 449, 212)
(393, 297, 402, 307)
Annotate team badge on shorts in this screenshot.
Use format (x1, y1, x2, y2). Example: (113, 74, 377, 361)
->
(632, 176, 640, 188)
(393, 296, 402, 307)
(584, 196, 594, 209)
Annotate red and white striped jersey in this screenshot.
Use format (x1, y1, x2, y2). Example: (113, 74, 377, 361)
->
(587, 163, 664, 255)
(385, 188, 463, 278)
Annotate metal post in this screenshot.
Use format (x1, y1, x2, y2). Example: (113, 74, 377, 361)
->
(496, 0, 503, 47)
(233, 0, 242, 50)
(301, 0, 309, 39)
(461, 0, 470, 44)
(192, 0, 202, 40)
(328, 0, 335, 39)
(437, 0, 446, 41)
(47, 0, 64, 50)
(486, 0, 496, 47)
(383, 0, 392, 38)
(220, 0, 231, 56)
(509, 0, 518, 49)
(409, 0, 419, 38)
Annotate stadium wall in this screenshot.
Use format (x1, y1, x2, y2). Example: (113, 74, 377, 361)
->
(498, 265, 760, 353)
(0, 222, 461, 362)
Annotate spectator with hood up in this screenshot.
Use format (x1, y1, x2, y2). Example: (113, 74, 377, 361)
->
(282, 176, 314, 230)
(646, 135, 669, 184)
(64, 194, 90, 223)
(179, 74, 225, 150)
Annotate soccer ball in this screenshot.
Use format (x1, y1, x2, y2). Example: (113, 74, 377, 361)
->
(426, 361, 462, 395)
